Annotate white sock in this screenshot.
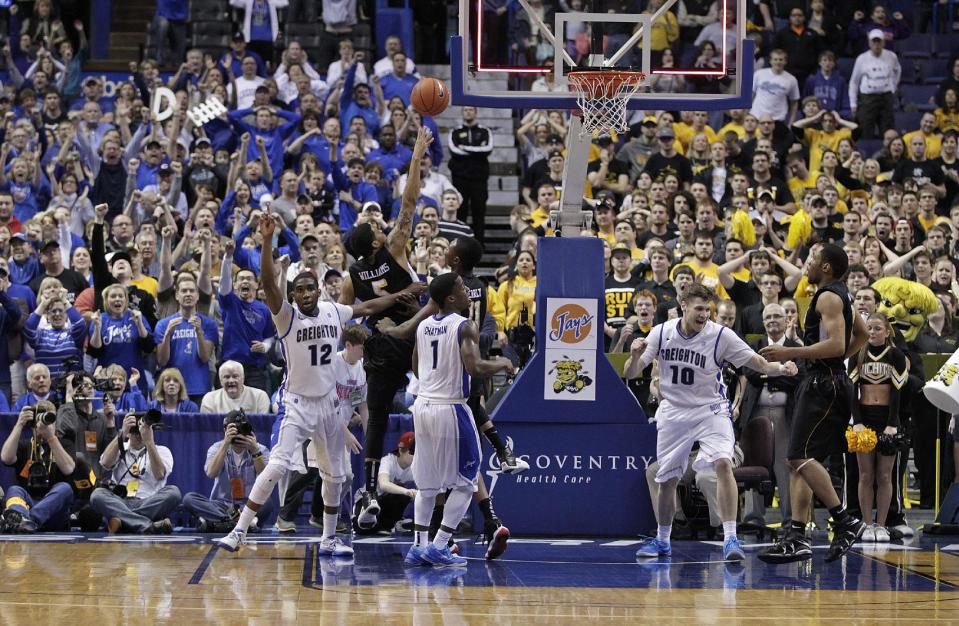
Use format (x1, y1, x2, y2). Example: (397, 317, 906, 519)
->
(413, 492, 436, 549)
(414, 529, 429, 548)
(323, 512, 338, 539)
(657, 524, 672, 543)
(723, 521, 737, 541)
(433, 528, 452, 549)
(235, 506, 256, 533)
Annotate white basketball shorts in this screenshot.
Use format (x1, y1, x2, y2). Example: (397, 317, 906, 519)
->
(653, 401, 735, 483)
(271, 388, 349, 484)
(411, 398, 481, 496)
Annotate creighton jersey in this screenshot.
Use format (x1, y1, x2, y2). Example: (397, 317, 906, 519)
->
(648, 318, 756, 411)
(275, 301, 353, 396)
(416, 312, 470, 401)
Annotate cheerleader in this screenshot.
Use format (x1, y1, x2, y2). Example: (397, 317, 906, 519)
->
(848, 313, 908, 543)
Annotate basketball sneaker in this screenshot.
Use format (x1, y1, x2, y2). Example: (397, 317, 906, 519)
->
(723, 537, 746, 561)
(215, 528, 247, 552)
(874, 526, 891, 543)
(275, 518, 297, 533)
(825, 516, 866, 562)
(318, 536, 354, 558)
(485, 522, 510, 560)
(860, 525, 877, 542)
(354, 491, 380, 530)
(890, 523, 914, 538)
(423, 544, 468, 567)
(497, 448, 529, 474)
(405, 545, 429, 566)
(758, 532, 812, 563)
(635, 537, 671, 559)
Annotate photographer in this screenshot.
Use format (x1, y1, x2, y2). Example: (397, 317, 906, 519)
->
(0, 403, 89, 533)
(95, 364, 148, 413)
(200, 361, 270, 414)
(182, 411, 272, 533)
(89, 410, 180, 534)
(56, 372, 117, 482)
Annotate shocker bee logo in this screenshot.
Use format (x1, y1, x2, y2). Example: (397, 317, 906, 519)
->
(549, 357, 594, 394)
(934, 364, 959, 386)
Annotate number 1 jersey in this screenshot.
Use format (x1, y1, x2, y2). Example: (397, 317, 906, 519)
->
(644, 318, 755, 411)
(275, 301, 353, 396)
(416, 313, 470, 401)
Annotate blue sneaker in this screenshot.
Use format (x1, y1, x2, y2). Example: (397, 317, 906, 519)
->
(723, 536, 746, 561)
(318, 536, 354, 558)
(405, 545, 429, 566)
(635, 537, 671, 559)
(423, 544, 468, 567)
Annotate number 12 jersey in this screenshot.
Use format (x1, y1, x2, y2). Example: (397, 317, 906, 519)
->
(275, 301, 354, 396)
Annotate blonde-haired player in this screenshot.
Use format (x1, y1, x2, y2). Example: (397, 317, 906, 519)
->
(625, 283, 798, 562)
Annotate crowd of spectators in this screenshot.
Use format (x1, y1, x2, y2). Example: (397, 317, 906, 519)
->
(0, 0, 957, 534)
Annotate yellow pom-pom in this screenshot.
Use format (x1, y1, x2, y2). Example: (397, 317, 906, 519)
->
(731, 209, 756, 247)
(846, 427, 860, 452)
(786, 210, 812, 250)
(858, 427, 877, 453)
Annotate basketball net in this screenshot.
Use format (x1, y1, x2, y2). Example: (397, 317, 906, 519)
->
(567, 70, 646, 138)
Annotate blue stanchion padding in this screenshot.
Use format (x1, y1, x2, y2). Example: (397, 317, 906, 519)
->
(491, 237, 648, 424)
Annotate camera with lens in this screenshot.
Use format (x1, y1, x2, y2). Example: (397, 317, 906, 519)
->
(96, 480, 127, 498)
(94, 377, 119, 393)
(224, 409, 253, 438)
(130, 408, 163, 436)
(26, 461, 52, 491)
(25, 405, 57, 428)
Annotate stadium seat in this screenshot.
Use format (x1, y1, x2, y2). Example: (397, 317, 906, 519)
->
(837, 56, 856, 80)
(900, 60, 918, 85)
(897, 36, 933, 60)
(899, 85, 938, 112)
(733, 415, 774, 539)
(856, 139, 883, 158)
(932, 33, 959, 58)
(286, 22, 319, 38)
(921, 58, 950, 85)
(895, 111, 925, 133)
(190, 0, 229, 21)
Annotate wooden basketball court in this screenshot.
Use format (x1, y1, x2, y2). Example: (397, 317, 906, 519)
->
(1, 532, 958, 623)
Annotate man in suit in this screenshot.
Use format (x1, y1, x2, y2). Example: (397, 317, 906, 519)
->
(738, 302, 803, 527)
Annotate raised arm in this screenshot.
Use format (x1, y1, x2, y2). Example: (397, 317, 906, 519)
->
(882, 244, 922, 276)
(258, 212, 285, 315)
(387, 126, 433, 262)
(716, 251, 751, 290)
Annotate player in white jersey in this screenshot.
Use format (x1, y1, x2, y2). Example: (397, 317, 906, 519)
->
(404, 272, 513, 568)
(217, 211, 424, 555)
(624, 283, 798, 563)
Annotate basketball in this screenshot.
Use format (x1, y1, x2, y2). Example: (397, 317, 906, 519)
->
(411, 77, 450, 117)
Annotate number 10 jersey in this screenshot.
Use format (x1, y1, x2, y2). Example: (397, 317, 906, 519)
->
(645, 318, 756, 412)
(275, 301, 354, 396)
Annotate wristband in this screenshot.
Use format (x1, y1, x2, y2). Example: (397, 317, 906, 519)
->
(252, 452, 263, 460)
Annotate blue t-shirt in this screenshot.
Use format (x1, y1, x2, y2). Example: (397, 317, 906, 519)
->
(3, 180, 41, 222)
(153, 313, 219, 396)
(91, 311, 152, 373)
(218, 292, 275, 368)
(249, 0, 272, 41)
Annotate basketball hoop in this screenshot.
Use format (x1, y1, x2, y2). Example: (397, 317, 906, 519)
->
(567, 69, 646, 137)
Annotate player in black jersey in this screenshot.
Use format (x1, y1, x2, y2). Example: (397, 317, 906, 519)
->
(758, 244, 869, 563)
(848, 313, 908, 543)
(340, 127, 433, 529)
(377, 236, 528, 559)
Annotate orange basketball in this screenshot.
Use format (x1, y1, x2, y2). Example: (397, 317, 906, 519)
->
(411, 77, 450, 117)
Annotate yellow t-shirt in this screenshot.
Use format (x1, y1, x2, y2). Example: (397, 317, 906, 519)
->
(717, 122, 749, 141)
(131, 275, 158, 298)
(918, 212, 950, 232)
(679, 126, 719, 155)
(670, 260, 730, 300)
(530, 207, 550, 229)
(731, 267, 751, 282)
(935, 108, 959, 133)
(903, 130, 942, 160)
(496, 275, 537, 331)
(787, 174, 818, 203)
(802, 127, 851, 173)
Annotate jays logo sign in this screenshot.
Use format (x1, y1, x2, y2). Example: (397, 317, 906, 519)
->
(545, 298, 597, 349)
(544, 298, 598, 401)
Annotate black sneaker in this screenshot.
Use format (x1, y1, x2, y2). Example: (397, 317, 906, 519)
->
(825, 517, 866, 562)
(0, 509, 24, 534)
(497, 448, 530, 474)
(483, 516, 510, 560)
(758, 532, 812, 563)
(353, 491, 379, 530)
